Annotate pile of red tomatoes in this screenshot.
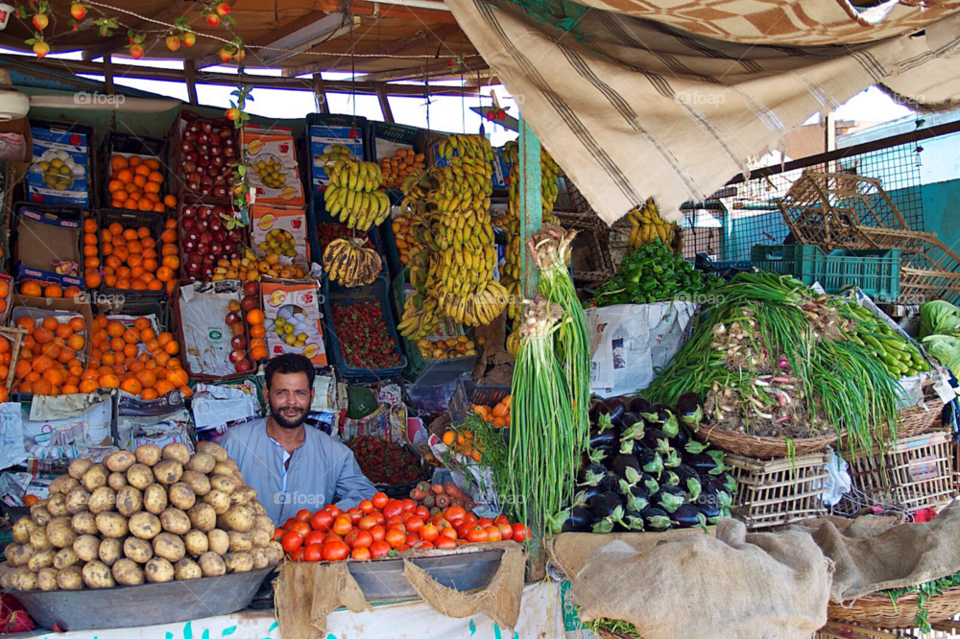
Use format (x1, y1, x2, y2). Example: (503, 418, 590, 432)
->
(274, 491, 528, 562)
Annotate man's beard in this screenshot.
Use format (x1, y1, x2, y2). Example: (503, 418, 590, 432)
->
(269, 403, 307, 429)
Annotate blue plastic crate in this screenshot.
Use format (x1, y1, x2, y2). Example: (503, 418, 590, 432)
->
(302, 114, 371, 195)
(322, 275, 407, 382)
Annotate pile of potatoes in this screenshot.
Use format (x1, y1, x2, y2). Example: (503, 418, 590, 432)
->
(0, 441, 282, 592)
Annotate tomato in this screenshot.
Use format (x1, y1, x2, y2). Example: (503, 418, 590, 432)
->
(465, 526, 489, 543)
(324, 533, 343, 545)
(511, 523, 529, 542)
(304, 530, 326, 547)
(273, 527, 285, 541)
(382, 500, 404, 519)
(416, 540, 435, 550)
(311, 510, 333, 532)
(401, 498, 416, 513)
(369, 525, 386, 542)
(385, 515, 404, 530)
(332, 515, 353, 536)
(485, 525, 502, 542)
(395, 544, 411, 552)
(496, 521, 513, 540)
(405, 531, 420, 546)
(435, 537, 457, 550)
(295, 509, 312, 523)
(369, 540, 391, 558)
(283, 517, 297, 529)
(385, 528, 406, 549)
(303, 543, 323, 562)
(494, 514, 509, 526)
(401, 511, 412, 522)
(443, 505, 466, 523)
(281, 531, 303, 552)
(357, 516, 378, 531)
(289, 521, 312, 538)
(439, 526, 458, 541)
(346, 507, 363, 524)
(405, 516, 424, 533)
(345, 529, 373, 549)
(462, 513, 477, 526)
(290, 547, 305, 562)
(476, 518, 493, 528)
(414, 506, 430, 520)
(324, 505, 342, 518)
(358, 499, 374, 514)
(371, 492, 389, 510)
(456, 522, 474, 539)
(323, 540, 350, 561)
(351, 546, 371, 561)
(372, 511, 385, 525)
(419, 523, 440, 542)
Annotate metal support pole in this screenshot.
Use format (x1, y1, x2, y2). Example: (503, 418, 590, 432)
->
(518, 115, 542, 298)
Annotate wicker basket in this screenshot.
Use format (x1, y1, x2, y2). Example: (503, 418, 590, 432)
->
(693, 421, 840, 459)
(727, 451, 830, 529)
(828, 586, 960, 629)
(898, 396, 945, 439)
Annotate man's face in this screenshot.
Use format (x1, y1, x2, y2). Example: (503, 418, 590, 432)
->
(266, 371, 313, 429)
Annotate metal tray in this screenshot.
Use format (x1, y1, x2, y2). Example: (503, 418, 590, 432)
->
(14, 567, 272, 631)
(346, 547, 503, 600)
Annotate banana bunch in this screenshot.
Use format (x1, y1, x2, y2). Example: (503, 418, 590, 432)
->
(322, 238, 382, 288)
(438, 279, 509, 327)
(503, 140, 560, 223)
(324, 160, 391, 232)
(397, 293, 441, 340)
(506, 327, 521, 357)
(436, 134, 496, 164)
(627, 197, 677, 251)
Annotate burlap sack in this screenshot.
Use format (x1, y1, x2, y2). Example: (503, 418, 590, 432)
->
(547, 528, 713, 579)
(788, 500, 960, 603)
(568, 519, 831, 639)
(471, 312, 512, 385)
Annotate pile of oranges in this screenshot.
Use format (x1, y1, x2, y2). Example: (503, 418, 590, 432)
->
(0, 278, 10, 314)
(11, 315, 88, 396)
(106, 155, 177, 213)
(18, 280, 83, 300)
(0, 333, 15, 401)
(88, 315, 189, 399)
(83, 218, 179, 294)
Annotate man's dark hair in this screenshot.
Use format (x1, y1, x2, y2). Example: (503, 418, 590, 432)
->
(264, 353, 316, 389)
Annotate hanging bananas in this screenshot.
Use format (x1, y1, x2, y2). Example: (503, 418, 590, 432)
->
(627, 197, 679, 252)
(397, 292, 442, 340)
(324, 159, 391, 232)
(322, 238, 381, 288)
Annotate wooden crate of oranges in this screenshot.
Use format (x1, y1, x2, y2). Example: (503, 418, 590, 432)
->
(104, 151, 177, 213)
(81, 214, 179, 296)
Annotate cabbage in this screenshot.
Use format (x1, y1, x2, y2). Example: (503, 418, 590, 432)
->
(922, 334, 960, 378)
(919, 301, 960, 339)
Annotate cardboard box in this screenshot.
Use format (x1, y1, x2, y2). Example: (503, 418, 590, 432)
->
(10, 294, 95, 362)
(309, 125, 363, 192)
(250, 204, 309, 265)
(13, 205, 83, 288)
(244, 125, 304, 206)
(26, 124, 91, 207)
(261, 280, 327, 366)
(0, 117, 32, 163)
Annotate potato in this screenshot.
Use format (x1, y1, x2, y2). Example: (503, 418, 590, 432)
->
(107, 471, 128, 492)
(254, 515, 274, 534)
(126, 463, 155, 490)
(30, 503, 52, 526)
(180, 470, 212, 497)
(160, 508, 191, 535)
(251, 501, 266, 517)
(209, 475, 238, 495)
(0, 564, 14, 589)
(12, 517, 37, 544)
(99, 538, 122, 566)
(82, 464, 109, 492)
(219, 505, 255, 532)
(105, 450, 136, 473)
(71, 511, 98, 535)
(135, 443, 161, 467)
(266, 540, 284, 565)
(161, 442, 191, 465)
(185, 453, 216, 474)
(203, 490, 231, 515)
(95, 512, 128, 539)
(88, 486, 116, 515)
(58, 476, 82, 495)
(68, 458, 94, 480)
(196, 440, 228, 462)
(48, 474, 69, 495)
(82, 560, 116, 589)
(5, 542, 33, 567)
(207, 529, 229, 555)
(248, 528, 271, 548)
(52, 547, 78, 570)
(112, 558, 145, 586)
(198, 552, 226, 577)
(65, 487, 91, 514)
(144, 557, 174, 583)
(116, 486, 143, 518)
(123, 537, 153, 564)
(73, 535, 101, 562)
(152, 533, 185, 563)
(230, 486, 257, 507)
(186, 502, 217, 532)
(28, 548, 55, 572)
(227, 531, 253, 553)
(250, 547, 271, 570)
(128, 512, 162, 540)
(143, 484, 168, 515)
(46, 492, 68, 516)
(224, 552, 253, 573)
(212, 462, 241, 480)
(168, 483, 196, 510)
(57, 565, 84, 590)
(37, 567, 59, 591)
(12, 569, 38, 591)
(183, 530, 209, 557)
(47, 516, 78, 548)
(29, 526, 53, 551)
(153, 460, 183, 485)
(175, 557, 202, 581)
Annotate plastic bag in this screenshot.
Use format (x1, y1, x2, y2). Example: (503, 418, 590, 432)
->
(920, 300, 960, 338)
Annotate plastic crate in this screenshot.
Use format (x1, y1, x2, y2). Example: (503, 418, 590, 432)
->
(95, 208, 165, 304)
(27, 118, 96, 209)
(751, 244, 901, 302)
(97, 131, 168, 210)
(302, 114, 371, 195)
(449, 378, 511, 426)
(166, 109, 236, 203)
(726, 451, 829, 529)
(322, 275, 407, 382)
(389, 267, 480, 385)
(306, 193, 384, 275)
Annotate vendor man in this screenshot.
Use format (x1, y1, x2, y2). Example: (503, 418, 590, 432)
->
(221, 353, 376, 524)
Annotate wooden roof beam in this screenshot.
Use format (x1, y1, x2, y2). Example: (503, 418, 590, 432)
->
(314, 0, 460, 24)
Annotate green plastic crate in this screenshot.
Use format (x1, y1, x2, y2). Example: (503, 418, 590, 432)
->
(751, 244, 901, 302)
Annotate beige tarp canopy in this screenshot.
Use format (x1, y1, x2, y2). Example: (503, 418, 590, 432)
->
(444, 0, 960, 225)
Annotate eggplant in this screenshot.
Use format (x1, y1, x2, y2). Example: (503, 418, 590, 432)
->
(578, 463, 607, 487)
(696, 501, 720, 520)
(642, 507, 671, 531)
(636, 448, 663, 477)
(674, 464, 703, 502)
(592, 505, 626, 534)
(671, 503, 706, 529)
(662, 470, 680, 487)
(610, 454, 641, 479)
(676, 392, 704, 427)
(622, 510, 646, 531)
(589, 416, 619, 450)
(629, 396, 653, 415)
(590, 397, 625, 424)
(600, 472, 622, 494)
(669, 425, 689, 449)
(652, 403, 673, 423)
(641, 428, 668, 451)
(576, 484, 604, 504)
(617, 411, 642, 432)
(653, 485, 687, 513)
(588, 491, 622, 519)
(663, 448, 682, 469)
(559, 506, 594, 532)
(661, 410, 680, 439)
(685, 452, 719, 474)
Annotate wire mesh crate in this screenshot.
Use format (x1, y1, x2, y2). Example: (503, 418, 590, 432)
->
(726, 451, 830, 529)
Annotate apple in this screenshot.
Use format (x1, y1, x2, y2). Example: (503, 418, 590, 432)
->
(240, 296, 258, 313)
(182, 218, 196, 231)
(231, 335, 247, 350)
(226, 311, 242, 325)
(243, 281, 259, 297)
(235, 359, 253, 373)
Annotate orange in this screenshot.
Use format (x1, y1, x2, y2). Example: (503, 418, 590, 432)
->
(14, 359, 31, 379)
(147, 279, 164, 291)
(122, 328, 139, 344)
(98, 373, 120, 388)
(139, 328, 156, 342)
(69, 317, 85, 332)
(61, 384, 79, 395)
(106, 321, 125, 337)
(141, 387, 159, 400)
(84, 256, 100, 268)
(157, 332, 174, 347)
(135, 369, 157, 388)
(31, 380, 53, 396)
(133, 174, 147, 189)
(250, 324, 266, 338)
(43, 284, 62, 298)
(147, 171, 163, 184)
(110, 155, 128, 171)
(137, 198, 152, 211)
(40, 316, 58, 332)
(133, 317, 150, 331)
(134, 164, 150, 177)
(128, 155, 142, 168)
(0, 338, 7, 355)
(0, 279, 8, 297)
(109, 337, 125, 353)
(167, 368, 189, 387)
(163, 194, 177, 209)
(66, 334, 84, 351)
(109, 222, 124, 236)
(55, 324, 73, 339)
(101, 352, 116, 366)
(107, 179, 123, 194)
(20, 281, 42, 297)
(145, 158, 160, 170)
(131, 279, 147, 291)
(250, 346, 268, 361)
(33, 328, 53, 345)
(78, 378, 99, 393)
(115, 168, 133, 183)
(120, 378, 142, 395)
(161, 255, 180, 270)
(154, 352, 171, 367)
(57, 348, 75, 365)
(151, 202, 165, 213)
(141, 259, 158, 272)
(42, 368, 65, 386)
(154, 380, 175, 396)
(24, 371, 41, 383)
(161, 244, 178, 256)
(123, 343, 138, 359)
(246, 309, 265, 325)
(156, 266, 174, 282)
(163, 340, 180, 355)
